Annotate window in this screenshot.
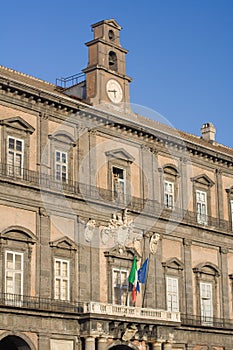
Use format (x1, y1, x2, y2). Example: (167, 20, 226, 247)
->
(55, 150, 68, 182)
(5, 251, 23, 305)
(196, 190, 207, 224)
(112, 268, 128, 305)
(109, 51, 117, 71)
(7, 137, 24, 176)
(164, 181, 174, 209)
(166, 276, 179, 312)
(193, 262, 219, 325)
(112, 166, 125, 202)
(200, 282, 213, 325)
(54, 258, 70, 301)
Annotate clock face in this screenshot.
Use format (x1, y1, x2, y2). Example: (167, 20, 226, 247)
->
(106, 79, 123, 104)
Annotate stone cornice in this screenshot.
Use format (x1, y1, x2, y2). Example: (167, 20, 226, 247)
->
(0, 75, 233, 167)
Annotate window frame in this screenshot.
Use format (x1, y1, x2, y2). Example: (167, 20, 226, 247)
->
(166, 276, 179, 312)
(164, 180, 174, 209)
(193, 262, 220, 324)
(7, 136, 24, 177)
(161, 165, 180, 210)
(55, 149, 68, 182)
(196, 189, 208, 225)
(54, 257, 70, 301)
(112, 268, 129, 305)
(5, 250, 24, 296)
(112, 165, 126, 202)
(191, 174, 214, 225)
(48, 132, 75, 184)
(200, 281, 213, 325)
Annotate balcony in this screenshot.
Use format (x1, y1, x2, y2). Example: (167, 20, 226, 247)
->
(0, 163, 231, 233)
(181, 313, 233, 330)
(82, 301, 180, 322)
(0, 293, 180, 324)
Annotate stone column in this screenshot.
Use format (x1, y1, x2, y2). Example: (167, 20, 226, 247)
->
(219, 247, 230, 319)
(97, 337, 107, 350)
(183, 239, 193, 315)
(152, 339, 163, 350)
(85, 336, 95, 350)
(163, 341, 172, 350)
(38, 334, 50, 349)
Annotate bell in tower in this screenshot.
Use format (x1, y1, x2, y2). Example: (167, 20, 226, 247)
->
(82, 19, 132, 107)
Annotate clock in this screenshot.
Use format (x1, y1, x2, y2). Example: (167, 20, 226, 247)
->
(106, 79, 123, 103)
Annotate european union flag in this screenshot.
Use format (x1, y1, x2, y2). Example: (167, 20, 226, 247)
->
(138, 258, 149, 284)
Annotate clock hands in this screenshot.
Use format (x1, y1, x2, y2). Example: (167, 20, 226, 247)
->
(108, 89, 117, 98)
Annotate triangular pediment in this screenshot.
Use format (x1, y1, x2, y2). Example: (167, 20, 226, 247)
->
(105, 19, 122, 30)
(191, 174, 214, 187)
(92, 19, 122, 31)
(0, 117, 35, 134)
(162, 257, 184, 271)
(105, 148, 135, 163)
(50, 236, 77, 251)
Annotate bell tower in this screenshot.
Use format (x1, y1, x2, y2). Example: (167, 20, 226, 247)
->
(83, 19, 132, 106)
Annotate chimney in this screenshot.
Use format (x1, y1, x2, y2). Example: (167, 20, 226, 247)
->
(201, 122, 216, 143)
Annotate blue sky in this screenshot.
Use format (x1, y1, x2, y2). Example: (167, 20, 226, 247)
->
(1, 0, 232, 147)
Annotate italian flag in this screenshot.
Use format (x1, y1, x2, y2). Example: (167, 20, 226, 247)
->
(128, 256, 138, 303)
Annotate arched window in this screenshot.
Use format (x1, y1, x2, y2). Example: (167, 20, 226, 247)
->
(193, 262, 220, 325)
(109, 51, 118, 71)
(162, 165, 179, 209)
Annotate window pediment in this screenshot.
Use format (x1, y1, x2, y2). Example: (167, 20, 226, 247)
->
(193, 262, 220, 277)
(104, 245, 138, 260)
(226, 186, 233, 195)
(0, 226, 36, 244)
(191, 174, 214, 187)
(105, 149, 134, 163)
(50, 236, 77, 251)
(48, 131, 75, 146)
(162, 257, 184, 271)
(0, 117, 35, 134)
(163, 164, 179, 177)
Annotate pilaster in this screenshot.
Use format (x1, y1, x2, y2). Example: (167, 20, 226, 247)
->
(219, 247, 230, 319)
(39, 207, 51, 298)
(183, 239, 193, 315)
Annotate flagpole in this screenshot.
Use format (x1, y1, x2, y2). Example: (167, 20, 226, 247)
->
(142, 253, 151, 308)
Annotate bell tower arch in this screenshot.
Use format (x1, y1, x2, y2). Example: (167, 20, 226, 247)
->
(83, 19, 132, 106)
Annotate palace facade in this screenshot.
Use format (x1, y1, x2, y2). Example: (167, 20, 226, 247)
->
(0, 19, 233, 350)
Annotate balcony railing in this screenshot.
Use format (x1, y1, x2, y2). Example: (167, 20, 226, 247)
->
(83, 301, 180, 322)
(181, 313, 233, 330)
(0, 293, 180, 323)
(0, 163, 231, 232)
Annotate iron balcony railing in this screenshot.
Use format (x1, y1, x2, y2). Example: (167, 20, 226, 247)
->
(0, 163, 231, 232)
(181, 313, 233, 330)
(0, 293, 180, 323)
(56, 73, 85, 89)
